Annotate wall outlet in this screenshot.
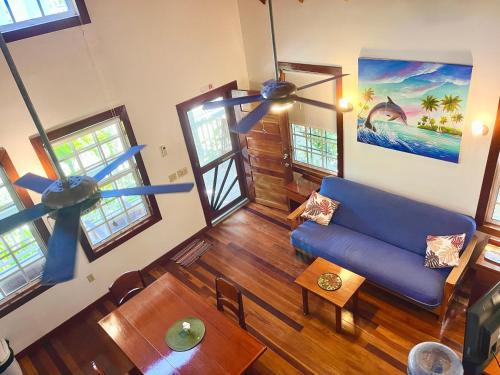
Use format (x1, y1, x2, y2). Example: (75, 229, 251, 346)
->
(177, 167, 188, 178)
(169, 173, 178, 182)
(86, 274, 95, 283)
(160, 145, 168, 158)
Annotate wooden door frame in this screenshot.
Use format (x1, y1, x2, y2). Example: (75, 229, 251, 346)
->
(176, 81, 248, 226)
(278, 61, 345, 179)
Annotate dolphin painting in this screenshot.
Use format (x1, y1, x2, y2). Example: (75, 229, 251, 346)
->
(364, 96, 408, 132)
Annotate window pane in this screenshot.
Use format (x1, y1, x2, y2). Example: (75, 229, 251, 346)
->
(128, 204, 147, 222)
(0, 2, 13, 26)
(0, 271, 27, 295)
(24, 258, 45, 281)
(88, 224, 111, 246)
(72, 134, 95, 151)
(9, 0, 42, 22)
(96, 124, 119, 142)
(79, 147, 101, 168)
(60, 158, 81, 176)
(109, 213, 129, 234)
(81, 208, 105, 230)
(0, 256, 17, 278)
(291, 123, 337, 173)
(54, 143, 73, 160)
(187, 100, 232, 167)
(39, 0, 68, 16)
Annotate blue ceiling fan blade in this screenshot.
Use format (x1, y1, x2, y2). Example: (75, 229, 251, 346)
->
(100, 183, 194, 198)
(40, 204, 82, 285)
(232, 100, 272, 133)
(15, 173, 55, 194)
(0, 203, 53, 235)
(202, 95, 263, 110)
(93, 145, 145, 182)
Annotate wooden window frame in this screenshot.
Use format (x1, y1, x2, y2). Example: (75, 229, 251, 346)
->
(30, 105, 162, 262)
(475, 98, 500, 243)
(2, 0, 90, 43)
(278, 61, 345, 180)
(0, 148, 51, 318)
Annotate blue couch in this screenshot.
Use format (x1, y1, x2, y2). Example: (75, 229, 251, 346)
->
(290, 177, 477, 318)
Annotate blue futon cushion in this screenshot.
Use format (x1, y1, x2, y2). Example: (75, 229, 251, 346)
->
(291, 221, 451, 307)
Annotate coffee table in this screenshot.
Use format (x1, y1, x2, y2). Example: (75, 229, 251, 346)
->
(294, 257, 365, 333)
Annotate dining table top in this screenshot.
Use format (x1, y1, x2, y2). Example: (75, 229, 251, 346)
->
(98, 272, 266, 374)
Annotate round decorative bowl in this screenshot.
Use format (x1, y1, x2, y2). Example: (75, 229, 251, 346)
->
(165, 317, 205, 352)
(317, 272, 342, 291)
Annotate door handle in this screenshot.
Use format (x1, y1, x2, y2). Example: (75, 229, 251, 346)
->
(283, 153, 288, 160)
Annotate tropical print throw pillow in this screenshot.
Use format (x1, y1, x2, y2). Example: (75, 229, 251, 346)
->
(424, 233, 466, 268)
(301, 191, 339, 226)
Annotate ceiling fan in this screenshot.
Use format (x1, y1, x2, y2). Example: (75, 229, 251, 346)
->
(0, 33, 194, 285)
(203, 0, 353, 133)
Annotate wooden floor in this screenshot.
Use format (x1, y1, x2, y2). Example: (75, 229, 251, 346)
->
(17, 203, 471, 374)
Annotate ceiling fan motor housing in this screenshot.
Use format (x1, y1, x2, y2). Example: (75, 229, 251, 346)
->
(42, 176, 101, 210)
(261, 80, 296, 100)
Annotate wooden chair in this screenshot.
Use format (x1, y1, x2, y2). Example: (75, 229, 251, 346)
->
(215, 277, 246, 329)
(109, 271, 146, 306)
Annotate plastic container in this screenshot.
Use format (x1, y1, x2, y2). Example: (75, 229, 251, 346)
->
(407, 342, 463, 375)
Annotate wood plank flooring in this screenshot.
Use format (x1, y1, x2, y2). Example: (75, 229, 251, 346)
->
(16, 204, 471, 374)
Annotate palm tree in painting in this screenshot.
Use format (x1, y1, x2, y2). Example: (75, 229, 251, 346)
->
(421, 115, 429, 125)
(439, 116, 448, 132)
(421, 95, 440, 122)
(429, 118, 436, 130)
(441, 95, 462, 115)
(358, 88, 375, 118)
(451, 113, 464, 129)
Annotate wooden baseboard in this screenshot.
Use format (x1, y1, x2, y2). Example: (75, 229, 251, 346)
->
(16, 225, 209, 358)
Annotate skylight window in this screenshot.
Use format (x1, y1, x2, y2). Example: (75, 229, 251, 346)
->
(0, 0, 89, 42)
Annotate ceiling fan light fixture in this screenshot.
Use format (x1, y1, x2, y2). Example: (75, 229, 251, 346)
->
(271, 100, 294, 113)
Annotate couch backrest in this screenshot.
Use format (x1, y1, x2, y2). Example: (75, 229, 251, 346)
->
(320, 177, 476, 256)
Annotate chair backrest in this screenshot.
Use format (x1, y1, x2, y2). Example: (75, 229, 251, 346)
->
(215, 277, 246, 329)
(109, 271, 145, 306)
(319, 176, 476, 256)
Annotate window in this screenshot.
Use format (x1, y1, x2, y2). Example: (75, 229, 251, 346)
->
(0, 148, 50, 317)
(476, 98, 500, 242)
(291, 124, 338, 173)
(1, 0, 90, 43)
(31, 106, 161, 261)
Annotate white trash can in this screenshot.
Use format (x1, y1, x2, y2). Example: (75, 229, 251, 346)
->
(0, 339, 22, 375)
(407, 342, 463, 375)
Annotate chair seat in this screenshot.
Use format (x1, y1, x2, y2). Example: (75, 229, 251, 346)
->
(291, 221, 451, 307)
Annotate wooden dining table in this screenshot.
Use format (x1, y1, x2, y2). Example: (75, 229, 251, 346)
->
(99, 272, 266, 374)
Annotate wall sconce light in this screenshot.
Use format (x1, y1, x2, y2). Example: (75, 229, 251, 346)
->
(338, 98, 353, 112)
(471, 120, 489, 136)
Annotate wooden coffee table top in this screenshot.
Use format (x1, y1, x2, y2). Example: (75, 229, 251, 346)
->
(295, 257, 365, 308)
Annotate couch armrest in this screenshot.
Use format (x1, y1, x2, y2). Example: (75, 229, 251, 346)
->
(445, 235, 477, 287)
(287, 201, 308, 230)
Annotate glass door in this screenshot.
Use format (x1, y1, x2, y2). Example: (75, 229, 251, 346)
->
(177, 81, 247, 225)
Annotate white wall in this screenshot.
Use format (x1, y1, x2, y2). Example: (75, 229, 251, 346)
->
(0, 0, 248, 352)
(237, 0, 500, 215)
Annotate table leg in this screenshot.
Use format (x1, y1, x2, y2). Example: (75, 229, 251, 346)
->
(302, 288, 309, 315)
(352, 291, 359, 325)
(335, 306, 342, 333)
